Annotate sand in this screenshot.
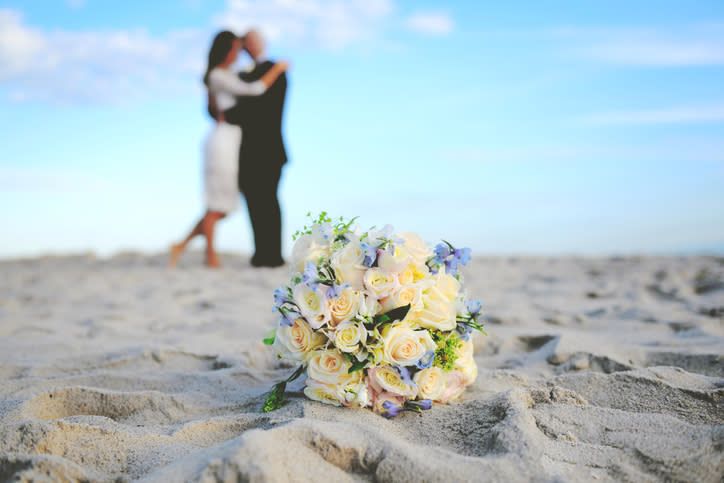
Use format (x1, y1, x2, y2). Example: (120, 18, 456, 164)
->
(0, 252, 722, 482)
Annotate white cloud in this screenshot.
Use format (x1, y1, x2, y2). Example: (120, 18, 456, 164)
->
(0, 9, 206, 104)
(586, 102, 724, 125)
(214, 0, 395, 50)
(555, 24, 724, 66)
(404, 11, 454, 36)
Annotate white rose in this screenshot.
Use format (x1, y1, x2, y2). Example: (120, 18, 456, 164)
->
(438, 370, 467, 403)
(413, 367, 447, 401)
(292, 283, 331, 329)
(328, 288, 360, 326)
(334, 321, 367, 353)
(454, 341, 477, 385)
(368, 365, 418, 398)
(274, 318, 326, 361)
(290, 234, 330, 275)
(397, 231, 433, 265)
(331, 240, 368, 290)
(303, 379, 345, 406)
(363, 268, 398, 299)
(358, 294, 382, 318)
(306, 349, 352, 385)
(380, 322, 436, 366)
(377, 243, 412, 272)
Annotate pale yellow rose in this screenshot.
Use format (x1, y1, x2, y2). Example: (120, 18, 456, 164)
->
(328, 288, 360, 326)
(397, 231, 433, 265)
(334, 321, 367, 353)
(307, 349, 352, 385)
(303, 379, 345, 406)
(363, 268, 398, 299)
(290, 234, 330, 275)
(380, 322, 436, 366)
(380, 284, 422, 314)
(377, 243, 412, 272)
(330, 239, 368, 290)
(368, 365, 418, 398)
(428, 269, 461, 303)
(274, 318, 326, 362)
(413, 367, 447, 401)
(438, 370, 466, 403)
(454, 341, 477, 385)
(292, 283, 331, 329)
(409, 297, 457, 331)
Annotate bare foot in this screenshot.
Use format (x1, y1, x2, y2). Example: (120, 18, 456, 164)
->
(206, 253, 221, 269)
(169, 243, 183, 267)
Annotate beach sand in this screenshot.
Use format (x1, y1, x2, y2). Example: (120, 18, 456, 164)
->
(1, 253, 722, 482)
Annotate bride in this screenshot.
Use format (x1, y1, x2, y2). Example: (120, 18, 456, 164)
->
(170, 31, 288, 268)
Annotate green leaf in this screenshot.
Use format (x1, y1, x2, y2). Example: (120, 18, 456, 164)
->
(262, 329, 277, 345)
(373, 304, 411, 326)
(348, 358, 367, 374)
(260, 365, 305, 413)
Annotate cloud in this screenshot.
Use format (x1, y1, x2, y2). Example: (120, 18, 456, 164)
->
(586, 102, 724, 125)
(0, 9, 206, 104)
(214, 0, 395, 50)
(66, 0, 86, 9)
(555, 24, 724, 66)
(404, 11, 454, 36)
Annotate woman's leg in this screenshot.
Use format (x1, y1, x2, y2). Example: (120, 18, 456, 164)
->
(169, 217, 204, 267)
(201, 210, 226, 268)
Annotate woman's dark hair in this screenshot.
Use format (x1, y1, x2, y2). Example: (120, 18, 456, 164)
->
(203, 30, 238, 86)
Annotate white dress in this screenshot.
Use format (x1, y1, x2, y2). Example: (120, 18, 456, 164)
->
(204, 67, 266, 213)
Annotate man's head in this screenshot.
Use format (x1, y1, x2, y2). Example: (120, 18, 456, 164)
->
(243, 29, 265, 60)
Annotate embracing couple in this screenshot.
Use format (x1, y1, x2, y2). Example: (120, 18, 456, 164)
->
(170, 29, 289, 269)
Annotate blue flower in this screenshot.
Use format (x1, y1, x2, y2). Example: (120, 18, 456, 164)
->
(381, 400, 402, 418)
(394, 365, 415, 386)
(454, 247, 472, 266)
(433, 243, 451, 263)
(457, 323, 473, 341)
(279, 307, 300, 326)
(326, 282, 349, 299)
(302, 261, 319, 287)
(466, 299, 482, 316)
(445, 257, 459, 276)
(414, 351, 435, 369)
(360, 241, 377, 267)
(408, 399, 432, 410)
(273, 286, 288, 306)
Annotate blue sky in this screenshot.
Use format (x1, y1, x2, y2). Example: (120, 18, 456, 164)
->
(1, 0, 723, 258)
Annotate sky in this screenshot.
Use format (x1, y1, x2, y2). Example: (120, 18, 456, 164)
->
(1, 0, 723, 258)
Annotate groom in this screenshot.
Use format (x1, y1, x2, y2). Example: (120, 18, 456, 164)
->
(212, 29, 288, 267)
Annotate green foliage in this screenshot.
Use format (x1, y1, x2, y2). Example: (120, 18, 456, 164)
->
(434, 333, 462, 371)
(371, 304, 411, 327)
(262, 329, 276, 346)
(292, 211, 359, 241)
(261, 365, 305, 412)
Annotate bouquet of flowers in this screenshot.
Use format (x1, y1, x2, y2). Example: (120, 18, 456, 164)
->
(262, 213, 485, 417)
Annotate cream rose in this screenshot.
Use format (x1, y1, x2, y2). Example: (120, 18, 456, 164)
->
(380, 284, 422, 314)
(344, 381, 371, 408)
(328, 288, 360, 326)
(363, 268, 398, 299)
(330, 240, 368, 290)
(397, 231, 433, 265)
(368, 365, 418, 398)
(438, 370, 466, 403)
(306, 349, 352, 385)
(380, 322, 436, 366)
(377, 243, 412, 272)
(334, 321, 367, 353)
(292, 283, 331, 329)
(413, 367, 447, 401)
(454, 340, 477, 385)
(290, 234, 330, 275)
(274, 318, 326, 361)
(303, 379, 345, 406)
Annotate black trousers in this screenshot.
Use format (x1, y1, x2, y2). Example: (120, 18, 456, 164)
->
(239, 163, 283, 264)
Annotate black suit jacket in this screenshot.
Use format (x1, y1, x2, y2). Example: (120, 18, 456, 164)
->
(223, 60, 288, 174)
